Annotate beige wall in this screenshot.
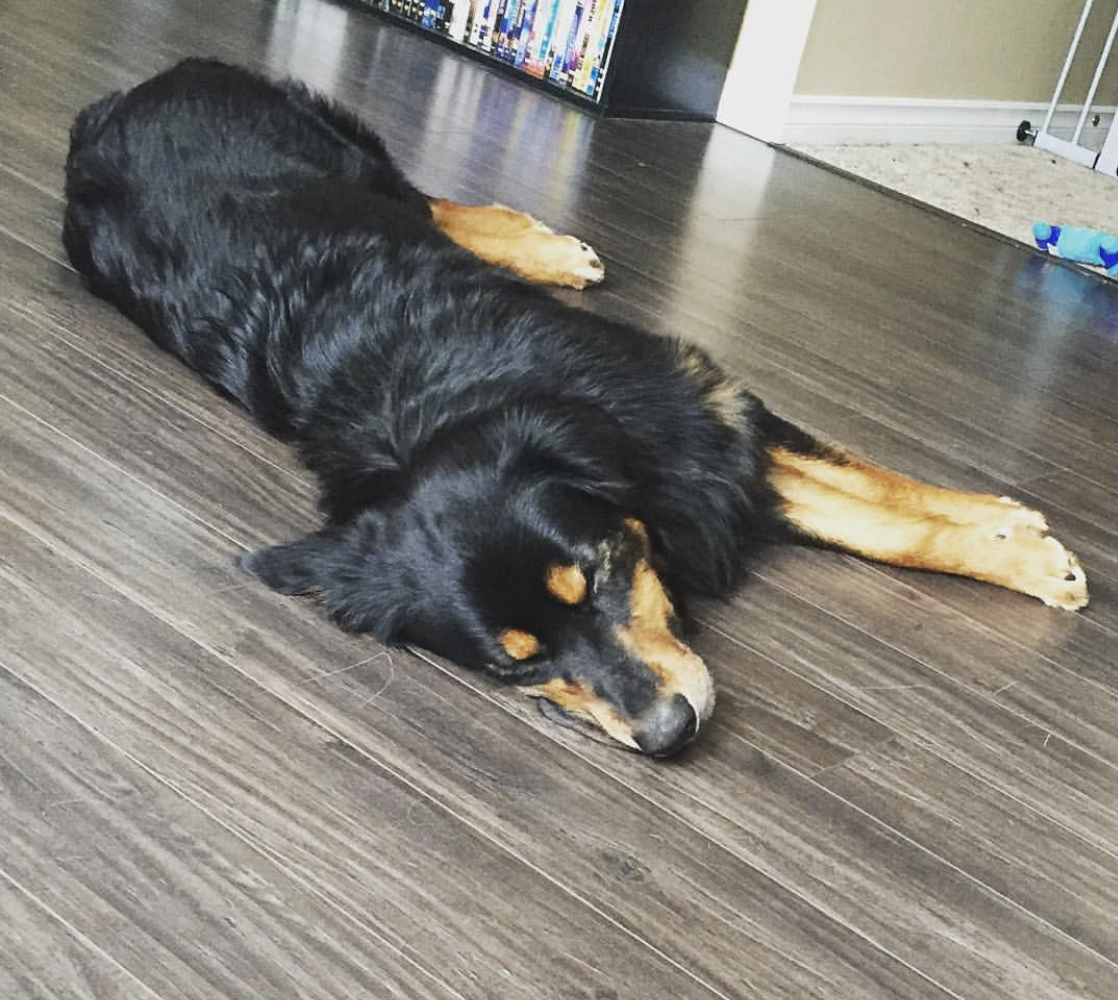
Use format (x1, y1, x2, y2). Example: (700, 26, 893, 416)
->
(795, 0, 1118, 103)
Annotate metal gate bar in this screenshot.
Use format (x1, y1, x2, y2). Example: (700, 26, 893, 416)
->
(1034, 0, 1118, 175)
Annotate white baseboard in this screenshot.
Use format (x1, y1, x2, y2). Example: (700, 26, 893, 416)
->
(784, 95, 1115, 146)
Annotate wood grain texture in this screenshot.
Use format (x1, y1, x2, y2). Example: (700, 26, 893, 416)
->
(3, 0, 1118, 996)
(0, 302, 951, 1000)
(0, 665, 456, 1000)
(0, 519, 723, 1000)
(0, 877, 158, 1000)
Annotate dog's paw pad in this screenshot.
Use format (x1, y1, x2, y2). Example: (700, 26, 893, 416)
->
(559, 236, 605, 289)
(573, 255, 605, 287)
(1007, 530, 1089, 610)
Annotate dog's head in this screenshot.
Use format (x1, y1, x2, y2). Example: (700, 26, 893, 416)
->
(242, 459, 713, 757)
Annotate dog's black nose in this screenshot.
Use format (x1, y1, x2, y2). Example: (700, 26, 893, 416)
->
(634, 695, 698, 757)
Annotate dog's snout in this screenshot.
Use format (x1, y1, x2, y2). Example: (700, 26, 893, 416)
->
(634, 694, 698, 757)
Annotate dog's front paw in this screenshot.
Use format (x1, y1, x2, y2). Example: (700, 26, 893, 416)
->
(545, 234, 605, 289)
(1021, 534, 1089, 610)
(985, 523, 1089, 610)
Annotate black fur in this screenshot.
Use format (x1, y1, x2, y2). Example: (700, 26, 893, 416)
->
(63, 59, 798, 739)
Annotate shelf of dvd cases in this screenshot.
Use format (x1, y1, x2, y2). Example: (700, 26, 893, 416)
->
(366, 1, 623, 106)
(358, 0, 750, 120)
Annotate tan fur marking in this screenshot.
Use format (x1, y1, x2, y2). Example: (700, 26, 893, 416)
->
(519, 678, 638, 747)
(767, 446, 1088, 610)
(428, 199, 604, 289)
(616, 559, 715, 722)
(498, 628, 541, 660)
(628, 559, 675, 630)
(622, 517, 649, 546)
(546, 563, 587, 605)
(675, 342, 744, 429)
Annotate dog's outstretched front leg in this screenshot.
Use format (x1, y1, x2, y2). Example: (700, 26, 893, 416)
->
(762, 418, 1089, 610)
(429, 199, 605, 289)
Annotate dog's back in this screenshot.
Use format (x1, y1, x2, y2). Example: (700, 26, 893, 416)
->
(65, 58, 427, 210)
(62, 59, 770, 603)
(62, 60, 470, 430)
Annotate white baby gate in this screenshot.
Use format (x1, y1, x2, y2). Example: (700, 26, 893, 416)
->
(1022, 0, 1118, 176)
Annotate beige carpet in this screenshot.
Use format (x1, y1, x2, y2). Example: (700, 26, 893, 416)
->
(792, 142, 1118, 270)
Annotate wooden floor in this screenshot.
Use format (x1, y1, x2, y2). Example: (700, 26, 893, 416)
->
(3, 1, 1118, 997)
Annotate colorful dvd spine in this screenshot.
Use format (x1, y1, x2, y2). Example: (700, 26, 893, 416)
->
(575, 0, 610, 92)
(448, 0, 471, 39)
(550, 1, 583, 84)
(544, 1, 574, 80)
(476, 0, 498, 49)
(495, 0, 521, 61)
(510, 0, 538, 66)
(467, 0, 486, 44)
(584, 0, 620, 96)
(570, 0, 598, 90)
(522, 0, 556, 76)
(492, 0, 513, 52)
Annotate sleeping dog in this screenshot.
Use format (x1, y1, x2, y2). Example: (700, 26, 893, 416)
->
(63, 59, 1088, 756)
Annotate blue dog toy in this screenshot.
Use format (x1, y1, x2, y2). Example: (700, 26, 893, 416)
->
(1033, 222, 1118, 276)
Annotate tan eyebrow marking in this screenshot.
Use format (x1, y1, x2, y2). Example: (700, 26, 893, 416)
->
(622, 518, 649, 546)
(498, 628, 541, 660)
(546, 563, 587, 605)
(615, 557, 715, 724)
(628, 558, 674, 630)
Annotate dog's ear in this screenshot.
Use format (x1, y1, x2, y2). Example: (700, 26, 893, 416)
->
(239, 521, 412, 642)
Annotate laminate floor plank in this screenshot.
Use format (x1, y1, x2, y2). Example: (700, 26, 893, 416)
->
(0, 520, 725, 1000)
(813, 735, 1118, 962)
(0, 165, 64, 254)
(0, 302, 1112, 999)
(469, 661, 1118, 1000)
(704, 575, 1118, 853)
(0, 295, 958, 1000)
(735, 545, 1118, 760)
(0, 875, 160, 1000)
(0, 663, 457, 1000)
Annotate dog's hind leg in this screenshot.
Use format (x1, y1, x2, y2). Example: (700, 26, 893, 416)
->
(761, 414, 1088, 610)
(429, 199, 605, 289)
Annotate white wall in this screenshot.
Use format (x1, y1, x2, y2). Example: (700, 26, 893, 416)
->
(716, 0, 818, 143)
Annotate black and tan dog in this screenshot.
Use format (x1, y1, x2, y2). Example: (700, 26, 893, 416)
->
(62, 59, 1088, 757)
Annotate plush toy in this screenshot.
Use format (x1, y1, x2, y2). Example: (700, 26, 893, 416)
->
(1033, 222, 1118, 276)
